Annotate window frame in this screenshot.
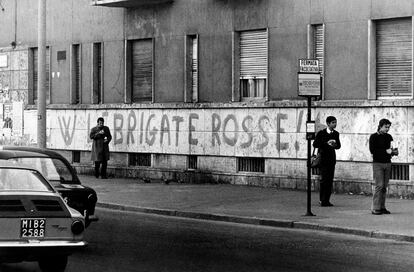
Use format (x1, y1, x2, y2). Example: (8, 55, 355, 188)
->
(125, 38, 154, 104)
(70, 44, 82, 104)
(184, 34, 199, 103)
(368, 17, 414, 100)
(232, 29, 269, 102)
(29, 46, 51, 105)
(92, 42, 103, 104)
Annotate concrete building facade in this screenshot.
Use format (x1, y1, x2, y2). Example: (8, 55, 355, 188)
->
(0, 0, 413, 196)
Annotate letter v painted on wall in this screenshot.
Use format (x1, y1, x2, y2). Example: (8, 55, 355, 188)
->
(58, 115, 77, 146)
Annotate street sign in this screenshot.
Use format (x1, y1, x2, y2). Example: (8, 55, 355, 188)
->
(298, 59, 319, 73)
(306, 121, 316, 140)
(298, 73, 321, 96)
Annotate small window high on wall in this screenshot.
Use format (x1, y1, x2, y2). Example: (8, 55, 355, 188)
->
(239, 29, 268, 100)
(376, 18, 412, 99)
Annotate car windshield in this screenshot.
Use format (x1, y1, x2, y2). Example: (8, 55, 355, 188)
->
(8, 157, 74, 184)
(0, 168, 53, 192)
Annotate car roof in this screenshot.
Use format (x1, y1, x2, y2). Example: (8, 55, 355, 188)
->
(0, 159, 41, 171)
(0, 146, 64, 160)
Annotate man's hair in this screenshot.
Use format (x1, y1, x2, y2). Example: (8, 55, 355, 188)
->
(326, 116, 336, 124)
(377, 118, 391, 131)
(97, 117, 104, 123)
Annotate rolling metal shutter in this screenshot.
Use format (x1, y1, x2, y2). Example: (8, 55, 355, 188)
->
(132, 39, 153, 102)
(314, 25, 324, 75)
(92, 42, 102, 104)
(191, 37, 198, 102)
(376, 18, 412, 98)
(33, 47, 50, 102)
(73, 45, 81, 103)
(240, 30, 268, 78)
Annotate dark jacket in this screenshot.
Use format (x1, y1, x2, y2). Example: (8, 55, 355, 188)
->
(313, 128, 341, 165)
(90, 125, 112, 162)
(369, 132, 393, 163)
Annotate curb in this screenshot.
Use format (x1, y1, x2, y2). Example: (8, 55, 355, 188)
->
(96, 202, 414, 243)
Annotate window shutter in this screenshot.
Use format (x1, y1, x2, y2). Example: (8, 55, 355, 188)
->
(240, 30, 268, 78)
(191, 37, 198, 102)
(73, 45, 81, 103)
(33, 48, 38, 102)
(132, 39, 153, 102)
(314, 25, 324, 75)
(376, 18, 412, 98)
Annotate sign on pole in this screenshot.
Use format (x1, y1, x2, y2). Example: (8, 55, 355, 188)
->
(298, 73, 321, 96)
(298, 59, 319, 73)
(297, 58, 321, 217)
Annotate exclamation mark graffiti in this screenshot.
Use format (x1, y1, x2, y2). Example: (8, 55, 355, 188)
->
(295, 110, 304, 151)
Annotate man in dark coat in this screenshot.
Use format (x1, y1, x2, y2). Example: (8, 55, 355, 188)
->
(90, 117, 112, 179)
(313, 116, 341, 207)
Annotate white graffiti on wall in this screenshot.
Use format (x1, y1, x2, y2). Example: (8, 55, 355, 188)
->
(36, 108, 414, 163)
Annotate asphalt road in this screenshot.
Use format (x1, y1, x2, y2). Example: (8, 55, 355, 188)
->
(3, 208, 414, 272)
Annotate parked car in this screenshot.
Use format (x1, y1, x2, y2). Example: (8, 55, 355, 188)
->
(0, 146, 98, 227)
(0, 161, 87, 271)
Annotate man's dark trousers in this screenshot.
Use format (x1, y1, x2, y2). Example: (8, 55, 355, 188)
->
(320, 163, 335, 204)
(95, 160, 107, 178)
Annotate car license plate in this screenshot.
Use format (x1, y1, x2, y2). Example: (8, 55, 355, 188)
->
(21, 218, 46, 238)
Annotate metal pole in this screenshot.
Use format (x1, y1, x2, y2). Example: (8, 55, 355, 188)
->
(37, 0, 46, 148)
(305, 96, 315, 216)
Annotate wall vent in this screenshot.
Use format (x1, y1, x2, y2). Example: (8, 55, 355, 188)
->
(311, 167, 320, 176)
(188, 155, 197, 170)
(237, 157, 265, 173)
(129, 153, 151, 167)
(72, 151, 81, 163)
(391, 164, 409, 181)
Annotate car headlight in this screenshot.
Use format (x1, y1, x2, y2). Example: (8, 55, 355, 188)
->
(71, 220, 85, 235)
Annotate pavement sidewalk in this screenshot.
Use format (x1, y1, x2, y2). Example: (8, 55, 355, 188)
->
(80, 175, 414, 243)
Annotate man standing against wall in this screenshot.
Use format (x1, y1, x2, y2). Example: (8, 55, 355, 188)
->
(369, 118, 398, 215)
(90, 117, 112, 179)
(313, 116, 341, 207)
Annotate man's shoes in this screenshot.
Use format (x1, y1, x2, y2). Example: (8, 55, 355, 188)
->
(95, 175, 99, 179)
(381, 209, 391, 214)
(319, 201, 334, 207)
(101, 176, 108, 179)
(371, 210, 383, 215)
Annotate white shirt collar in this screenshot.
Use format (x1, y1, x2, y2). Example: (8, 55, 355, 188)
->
(326, 128, 334, 134)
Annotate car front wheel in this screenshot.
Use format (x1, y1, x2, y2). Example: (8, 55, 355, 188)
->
(38, 255, 68, 272)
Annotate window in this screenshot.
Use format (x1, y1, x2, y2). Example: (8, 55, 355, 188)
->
(71, 44, 81, 104)
(185, 35, 198, 102)
(92, 42, 103, 104)
(376, 18, 412, 98)
(8, 157, 74, 184)
(126, 39, 153, 103)
(239, 29, 268, 99)
(31, 47, 50, 105)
